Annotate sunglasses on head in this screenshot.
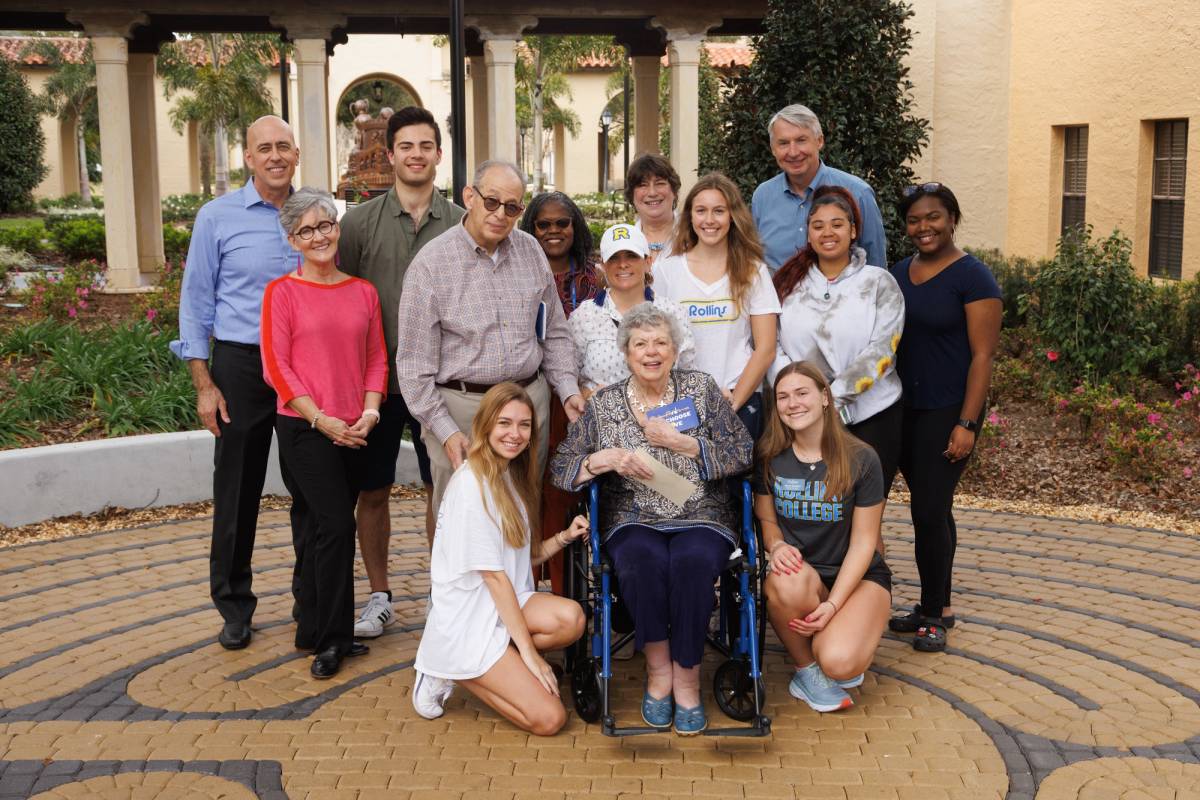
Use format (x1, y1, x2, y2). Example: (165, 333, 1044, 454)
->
(472, 186, 525, 218)
(902, 182, 944, 198)
(534, 217, 572, 232)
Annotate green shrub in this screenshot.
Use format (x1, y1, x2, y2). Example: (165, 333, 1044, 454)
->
(967, 246, 1043, 329)
(0, 245, 34, 291)
(37, 193, 102, 211)
(1148, 276, 1200, 374)
(45, 207, 104, 231)
(136, 258, 183, 329)
(23, 259, 105, 319)
(49, 218, 107, 261)
(0, 58, 47, 213)
(0, 219, 47, 255)
(1021, 227, 1164, 386)
(162, 193, 211, 224)
(162, 224, 191, 264)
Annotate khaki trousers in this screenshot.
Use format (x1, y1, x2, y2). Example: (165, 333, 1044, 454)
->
(422, 373, 551, 524)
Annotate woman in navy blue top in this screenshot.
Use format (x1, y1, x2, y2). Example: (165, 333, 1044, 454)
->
(887, 183, 1001, 653)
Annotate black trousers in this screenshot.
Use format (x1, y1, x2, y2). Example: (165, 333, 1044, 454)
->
(275, 415, 362, 654)
(848, 399, 903, 496)
(209, 341, 300, 626)
(896, 403, 972, 615)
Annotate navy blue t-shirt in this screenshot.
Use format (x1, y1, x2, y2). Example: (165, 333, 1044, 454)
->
(890, 254, 1002, 410)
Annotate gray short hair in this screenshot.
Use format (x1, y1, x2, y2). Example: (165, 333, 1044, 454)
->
(617, 302, 684, 356)
(279, 187, 338, 234)
(768, 104, 823, 141)
(473, 159, 527, 187)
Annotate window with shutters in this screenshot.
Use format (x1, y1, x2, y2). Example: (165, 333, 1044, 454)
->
(1061, 126, 1088, 234)
(1149, 120, 1187, 280)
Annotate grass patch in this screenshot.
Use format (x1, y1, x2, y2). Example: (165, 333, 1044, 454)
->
(0, 216, 42, 231)
(0, 320, 196, 448)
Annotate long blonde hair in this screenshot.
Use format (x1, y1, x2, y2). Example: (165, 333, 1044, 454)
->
(755, 362, 865, 501)
(671, 172, 766, 315)
(467, 383, 541, 549)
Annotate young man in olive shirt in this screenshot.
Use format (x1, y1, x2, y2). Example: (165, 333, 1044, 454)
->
(337, 107, 465, 638)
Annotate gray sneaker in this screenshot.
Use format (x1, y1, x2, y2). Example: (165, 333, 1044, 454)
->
(836, 673, 864, 689)
(789, 663, 854, 712)
(412, 670, 454, 719)
(354, 591, 394, 638)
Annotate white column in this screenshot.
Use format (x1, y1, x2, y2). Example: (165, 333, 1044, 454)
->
(292, 38, 331, 191)
(484, 39, 518, 163)
(631, 55, 662, 157)
(128, 52, 164, 275)
(667, 37, 703, 195)
(469, 55, 489, 172)
(91, 36, 141, 290)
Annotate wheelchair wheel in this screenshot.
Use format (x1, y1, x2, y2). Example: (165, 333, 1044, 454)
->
(571, 660, 602, 723)
(713, 658, 765, 722)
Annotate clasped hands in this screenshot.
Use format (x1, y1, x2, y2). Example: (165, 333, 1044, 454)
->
(317, 411, 378, 448)
(769, 542, 837, 635)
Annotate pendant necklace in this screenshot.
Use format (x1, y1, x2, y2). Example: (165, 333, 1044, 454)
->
(628, 377, 674, 414)
(792, 444, 821, 471)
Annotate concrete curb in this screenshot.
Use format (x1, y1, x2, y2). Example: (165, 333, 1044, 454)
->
(0, 430, 421, 527)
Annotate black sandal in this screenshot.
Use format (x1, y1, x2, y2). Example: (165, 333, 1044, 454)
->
(889, 604, 956, 633)
(913, 622, 948, 652)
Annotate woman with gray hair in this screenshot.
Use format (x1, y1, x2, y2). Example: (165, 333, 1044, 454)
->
(261, 187, 388, 679)
(550, 302, 752, 735)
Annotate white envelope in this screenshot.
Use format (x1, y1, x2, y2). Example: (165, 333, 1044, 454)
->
(631, 448, 698, 507)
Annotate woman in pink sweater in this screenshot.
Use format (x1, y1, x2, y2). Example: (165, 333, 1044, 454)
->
(262, 187, 388, 680)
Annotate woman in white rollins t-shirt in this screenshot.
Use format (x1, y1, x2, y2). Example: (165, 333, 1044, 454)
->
(412, 383, 589, 735)
(653, 172, 781, 439)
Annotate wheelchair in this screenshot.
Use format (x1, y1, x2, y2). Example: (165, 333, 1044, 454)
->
(562, 480, 771, 737)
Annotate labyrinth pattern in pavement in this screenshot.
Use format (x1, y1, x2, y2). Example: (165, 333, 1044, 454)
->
(1, 500, 1198, 799)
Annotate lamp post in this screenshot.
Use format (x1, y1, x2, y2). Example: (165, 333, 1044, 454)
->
(519, 124, 529, 176)
(600, 108, 613, 193)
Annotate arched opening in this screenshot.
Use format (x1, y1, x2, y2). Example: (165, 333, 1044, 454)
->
(334, 73, 422, 188)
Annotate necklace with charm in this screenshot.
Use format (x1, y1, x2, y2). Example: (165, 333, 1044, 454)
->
(791, 444, 822, 471)
(628, 377, 674, 414)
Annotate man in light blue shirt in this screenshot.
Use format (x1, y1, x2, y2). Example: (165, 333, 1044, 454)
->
(170, 115, 300, 651)
(751, 104, 887, 271)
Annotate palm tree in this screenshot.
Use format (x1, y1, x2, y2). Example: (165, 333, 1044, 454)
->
(24, 38, 96, 204)
(158, 34, 280, 196)
(518, 36, 622, 192)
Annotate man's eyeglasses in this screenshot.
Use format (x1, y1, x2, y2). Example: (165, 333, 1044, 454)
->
(534, 217, 572, 232)
(902, 182, 944, 198)
(472, 186, 525, 218)
(293, 219, 338, 241)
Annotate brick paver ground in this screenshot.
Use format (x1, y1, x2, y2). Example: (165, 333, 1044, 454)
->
(1, 501, 1198, 800)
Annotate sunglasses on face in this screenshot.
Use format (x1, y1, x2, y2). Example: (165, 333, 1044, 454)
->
(534, 217, 572, 232)
(902, 182, 944, 198)
(472, 186, 525, 218)
(293, 219, 337, 241)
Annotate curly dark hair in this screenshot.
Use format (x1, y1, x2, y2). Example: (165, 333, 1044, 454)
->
(519, 191, 594, 267)
(386, 106, 441, 151)
(624, 153, 681, 207)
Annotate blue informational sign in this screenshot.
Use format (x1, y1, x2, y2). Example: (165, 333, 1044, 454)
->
(646, 397, 699, 432)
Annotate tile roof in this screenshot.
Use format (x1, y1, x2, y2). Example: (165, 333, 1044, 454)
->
(0, 35, 281, 67)
(576, 41, 752, 71)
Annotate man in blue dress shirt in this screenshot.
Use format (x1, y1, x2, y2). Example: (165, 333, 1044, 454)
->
(170, 115, 300, 651)
(751, 104, 888, 272)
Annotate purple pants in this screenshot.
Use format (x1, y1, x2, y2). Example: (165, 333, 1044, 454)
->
(605, 523, 733, 668)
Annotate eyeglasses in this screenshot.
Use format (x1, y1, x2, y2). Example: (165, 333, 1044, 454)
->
(534, 217, 572, 232)
(902, 182, 944, 198)
(293, 219, 337, 241)
(472, 186, 525, 218)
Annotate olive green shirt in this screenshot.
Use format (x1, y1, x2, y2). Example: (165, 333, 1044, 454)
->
(338, 186, 465, 394)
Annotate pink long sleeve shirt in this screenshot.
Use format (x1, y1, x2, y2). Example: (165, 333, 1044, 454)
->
(261, 275, 388, 422)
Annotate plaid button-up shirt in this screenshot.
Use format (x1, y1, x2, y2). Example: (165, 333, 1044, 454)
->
(396, 222, 581, 444)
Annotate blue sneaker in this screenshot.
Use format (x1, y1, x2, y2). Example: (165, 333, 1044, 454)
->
(789, 663, 854, 712)
(641, 687, 673, 728)
(836, 673, 864, 689)
(673, 702, 707, 735)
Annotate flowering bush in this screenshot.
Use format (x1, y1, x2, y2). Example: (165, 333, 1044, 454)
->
(135, 259, 183, 330)
(22, 260, 106, 320)
(1173, 363, 1200, 421)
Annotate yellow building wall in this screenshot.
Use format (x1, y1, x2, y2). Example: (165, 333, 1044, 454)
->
(558, 70, 619, 196)
(1005, 0, 1200, 278)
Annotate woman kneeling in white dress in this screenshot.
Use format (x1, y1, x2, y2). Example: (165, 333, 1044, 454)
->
(413, 382, 589, 735)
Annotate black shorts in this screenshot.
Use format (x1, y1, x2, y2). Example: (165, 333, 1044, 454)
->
(818, 560, 893, 594)
(361, 393, 432, 490)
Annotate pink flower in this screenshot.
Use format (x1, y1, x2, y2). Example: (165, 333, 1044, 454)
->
(1185, 467, 1194, 479)
(1147, 412, 1163, 426)
(1056, 398, 1069, 411)
(67, 307, 77, 318)
(77, 300, 87, 309)
(987, 412, 1001, 426)
(1176, 382, 1184, 391)
(1184, 392, 1194, 402)
(1073, 385, 1085, 395)
(1046, 350, 1059, 362)
(145, 308, 158, 321)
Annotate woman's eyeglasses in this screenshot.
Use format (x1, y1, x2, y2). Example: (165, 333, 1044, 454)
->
(534, 217, 572, 232)
(472, 186, 525, 218)
(902, 182, 944, 197)
(293, 219, 337, 241)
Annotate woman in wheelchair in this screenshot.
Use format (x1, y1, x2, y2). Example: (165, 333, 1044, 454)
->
(550, 303, 753, 735)
(413, 383, 589, 735)
(755, 361, 892, 713)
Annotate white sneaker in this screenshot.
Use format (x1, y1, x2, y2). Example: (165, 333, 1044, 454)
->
(412, 670, 454, 719)
(354, 591, 395, 638)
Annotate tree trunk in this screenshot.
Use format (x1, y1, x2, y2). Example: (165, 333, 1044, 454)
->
(532, 53, 545, 192)
(75, 114, 92, 205)
(199, 136, 213, 197)
(214, 123, 229, 196)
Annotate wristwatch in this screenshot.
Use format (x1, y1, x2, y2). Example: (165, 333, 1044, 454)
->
(956, 417, 979, 432)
